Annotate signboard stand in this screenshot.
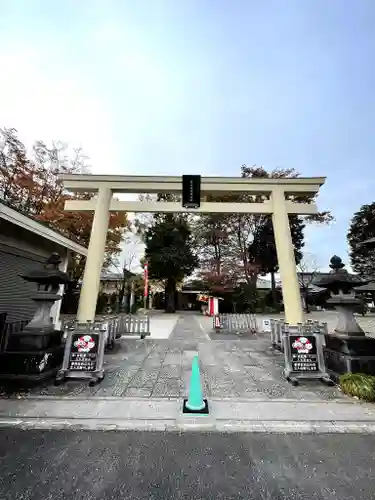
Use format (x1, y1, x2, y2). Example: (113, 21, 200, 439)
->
(270, 320, 286, 351)
(55, 322, 107, 386)
(214, 315, 221, 331)
(270, 319, 277, 348)
(283, 323, 333, 386)
(263, 318, 272, 333)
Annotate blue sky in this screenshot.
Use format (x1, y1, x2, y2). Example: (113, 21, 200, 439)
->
(1, 0, 375, 272)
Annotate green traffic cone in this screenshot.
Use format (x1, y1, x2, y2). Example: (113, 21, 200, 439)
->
(183, 355, 208, 413)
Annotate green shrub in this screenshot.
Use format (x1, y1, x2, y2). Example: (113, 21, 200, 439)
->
(339, 373, 375, 402)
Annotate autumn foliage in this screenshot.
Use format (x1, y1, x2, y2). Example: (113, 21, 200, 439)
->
(189, 164, 333, 304)
(0, 127, 128, 281)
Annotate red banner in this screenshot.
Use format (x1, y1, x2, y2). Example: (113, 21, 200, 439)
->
(144, 262, 149, 297)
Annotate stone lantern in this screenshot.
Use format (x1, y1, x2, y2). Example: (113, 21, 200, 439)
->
(313, 255, 375, 381)
(0, 253, 70, 383)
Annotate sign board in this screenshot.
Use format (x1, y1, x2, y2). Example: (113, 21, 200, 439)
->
(182, 175, 201, 208)
(262, 319, 271, 333)
(68, 333, 99, 372)
(283, 324, 332, 386)
(55, 323, 107, 386)
(214, 315, 221, 330)
(290, 335, 318, 372)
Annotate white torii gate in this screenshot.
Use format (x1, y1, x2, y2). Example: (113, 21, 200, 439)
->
(59, 174, 326, 325)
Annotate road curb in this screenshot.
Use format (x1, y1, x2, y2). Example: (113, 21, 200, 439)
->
(1, 397, 375, 433)
(1, 417, 375, 433)
(0, 396, 350, 402)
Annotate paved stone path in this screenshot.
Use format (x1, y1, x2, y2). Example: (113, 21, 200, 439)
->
(0, 312, 346, 401)
(169, 314, 210, 344)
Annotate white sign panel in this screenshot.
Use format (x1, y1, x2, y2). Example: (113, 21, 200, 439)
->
(263, 319, 272, 333)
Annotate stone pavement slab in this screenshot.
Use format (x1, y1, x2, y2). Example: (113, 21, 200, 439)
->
(1, 396, 375, 433)
(1, 312, 372, 434)
(0, 312, 347, 402)
(169, 313, 210, 343)
(0, 337, 345, 400)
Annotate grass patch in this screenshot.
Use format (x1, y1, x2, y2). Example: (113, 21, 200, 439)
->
(339, 373, 375, 402)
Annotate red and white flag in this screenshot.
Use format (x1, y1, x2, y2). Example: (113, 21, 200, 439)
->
(144, 262, 149, 297)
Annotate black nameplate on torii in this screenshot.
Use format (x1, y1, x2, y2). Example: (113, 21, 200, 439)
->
(182, 175, 201, 209)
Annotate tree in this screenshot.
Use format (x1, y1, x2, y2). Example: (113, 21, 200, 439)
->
(144, 213, 198, 313)
(133, 194, 156, 236)
(199, 268, 236, 295)
(248, 212, 305, 303)
(191, 164, 332, 303)
(0, 127, 129, 288)
(0, 128, 90, 215)
(191, 213, 232, 276)
(227, 282, 257, 313)
(348, 203, 375, 278)
(110, 234, 139, 312)
(243, 165, 332, 302)
(297, 253, 320, 313)
(190, 200, 259, 288)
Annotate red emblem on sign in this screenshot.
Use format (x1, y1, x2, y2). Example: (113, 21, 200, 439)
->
(73, 335, 95, 353)
(292, 336, 313, 354)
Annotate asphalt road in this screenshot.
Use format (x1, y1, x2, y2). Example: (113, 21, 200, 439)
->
(0, 429, 374, 500)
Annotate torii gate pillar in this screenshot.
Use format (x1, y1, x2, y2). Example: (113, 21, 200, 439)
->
(77, 187, 112, 323)
(272, 188, 303, 324)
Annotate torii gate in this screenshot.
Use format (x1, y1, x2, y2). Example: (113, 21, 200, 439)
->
(59, 174, 326, 325)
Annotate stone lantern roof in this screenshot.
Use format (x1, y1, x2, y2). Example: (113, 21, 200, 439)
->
(20, 252, 71, 287)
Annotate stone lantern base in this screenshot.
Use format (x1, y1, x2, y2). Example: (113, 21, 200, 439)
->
(323, 334, 375, 383)
(323, 299, 375, 382)
(0, 253, 70, 386)
(0, 328, 65, 384)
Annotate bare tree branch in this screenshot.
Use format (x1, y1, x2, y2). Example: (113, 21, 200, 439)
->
(297, 253, 320, 313)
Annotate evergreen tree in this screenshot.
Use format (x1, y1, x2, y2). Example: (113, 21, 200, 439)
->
(348, 202, 375, 277)
(145, 213, 198, 313)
